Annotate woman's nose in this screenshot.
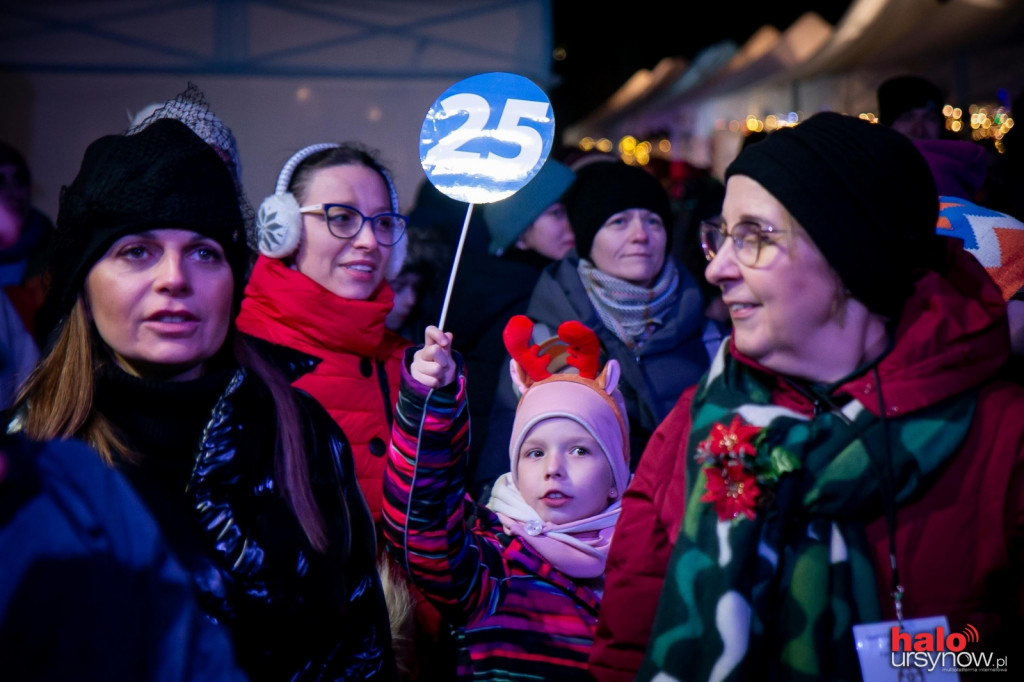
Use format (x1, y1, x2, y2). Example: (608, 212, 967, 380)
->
(705, 239, 739, 286)
(627, 214, 650, 241)
(155, 253, 191, 293)
(351, 217, 379, 249)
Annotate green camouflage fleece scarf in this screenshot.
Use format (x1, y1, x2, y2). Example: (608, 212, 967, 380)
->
(637, 346, 975, 682)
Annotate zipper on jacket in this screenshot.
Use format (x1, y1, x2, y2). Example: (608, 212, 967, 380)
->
(376, 359, 394, 428)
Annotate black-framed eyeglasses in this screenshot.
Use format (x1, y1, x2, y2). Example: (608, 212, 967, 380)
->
(299, 203, 407, 246)
(699, 217, 784, 268)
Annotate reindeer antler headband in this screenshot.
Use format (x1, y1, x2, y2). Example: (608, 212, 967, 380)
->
(502, 314, 600, 386)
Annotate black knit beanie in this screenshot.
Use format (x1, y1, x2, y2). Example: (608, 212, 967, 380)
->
(725, 111, 940, 318)
(564, 161, 672, 260)
(47, 118, 249, 322)
(877, 75, 945, 127)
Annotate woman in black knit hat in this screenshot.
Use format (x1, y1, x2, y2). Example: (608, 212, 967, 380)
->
(8, 108, 397, 681)
(591, 112, 1024, 682)
(478, 160, 724, 500)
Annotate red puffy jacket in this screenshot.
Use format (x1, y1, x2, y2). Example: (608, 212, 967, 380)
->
(237, 255, 410, 521)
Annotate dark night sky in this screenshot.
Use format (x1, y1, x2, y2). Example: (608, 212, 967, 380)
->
(547, 1, 856, 136)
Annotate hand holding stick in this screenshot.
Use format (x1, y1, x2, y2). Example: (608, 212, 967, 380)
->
(411, 325, 456, 389)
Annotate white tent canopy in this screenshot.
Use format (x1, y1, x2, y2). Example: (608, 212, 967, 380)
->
(1, 0, 555, 218)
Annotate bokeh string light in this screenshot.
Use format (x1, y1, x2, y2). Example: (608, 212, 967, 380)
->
(575, 102, 1015, 166)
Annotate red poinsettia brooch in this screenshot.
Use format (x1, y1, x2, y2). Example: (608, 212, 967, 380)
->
(696, 415, 799, 522)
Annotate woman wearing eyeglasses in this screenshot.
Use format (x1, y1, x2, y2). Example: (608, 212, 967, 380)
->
(237, 144, 454, 680)
(589, 112, 1024, 682)
(237, 143, 411, 525)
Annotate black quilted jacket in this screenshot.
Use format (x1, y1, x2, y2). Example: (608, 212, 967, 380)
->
(95, 338, 398, 681)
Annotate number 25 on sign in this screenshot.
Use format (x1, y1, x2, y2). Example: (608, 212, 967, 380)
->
(419, 72, 555, 206)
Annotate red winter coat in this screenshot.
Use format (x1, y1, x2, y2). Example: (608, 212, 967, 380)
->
(589, 242, 1024, 681)
(236, 255, 410, 521)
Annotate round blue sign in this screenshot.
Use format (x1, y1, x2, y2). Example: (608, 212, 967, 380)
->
(419, 72, 555, 204)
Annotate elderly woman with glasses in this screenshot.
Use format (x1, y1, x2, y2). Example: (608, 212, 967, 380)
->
(238, 143, 411, 525)
(589, 112, 1024, 682)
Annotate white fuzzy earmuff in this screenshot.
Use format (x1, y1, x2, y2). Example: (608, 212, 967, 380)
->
(256, 143, 340, 258)
(256, 191, 302, 258)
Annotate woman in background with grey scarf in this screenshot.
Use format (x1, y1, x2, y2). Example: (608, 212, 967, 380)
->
(475, 160, 723, 500)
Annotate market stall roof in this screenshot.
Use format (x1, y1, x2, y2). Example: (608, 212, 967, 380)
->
(564, 41, 734, 142)
(564, 0, 1024, 145)
(784, 0, 1024, 79)
(564, 12, 830, 143)
(570, 55, 689, 137)
(650, 12, 832, 117)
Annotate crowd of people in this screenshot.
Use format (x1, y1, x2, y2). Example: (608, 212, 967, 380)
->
(1, 78, 1022, 682)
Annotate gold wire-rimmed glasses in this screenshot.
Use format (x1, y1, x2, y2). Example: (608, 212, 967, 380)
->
(699, 217, 785, 267)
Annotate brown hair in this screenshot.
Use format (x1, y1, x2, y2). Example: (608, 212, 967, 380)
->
(15, 302, 121, 458)
(288, 143, 394, 206)
(13, 299, 330, 551)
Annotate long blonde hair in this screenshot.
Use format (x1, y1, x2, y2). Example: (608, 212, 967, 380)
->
(13, 299, 331, 551)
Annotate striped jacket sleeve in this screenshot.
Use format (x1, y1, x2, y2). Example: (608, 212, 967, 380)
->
(381, 355, 509, 625)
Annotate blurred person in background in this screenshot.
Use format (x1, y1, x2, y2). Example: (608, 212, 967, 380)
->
(0, 428, 249, 682)
(910, 117, 1024, 384)
(0, 198, 38, 408)
(0, 141, 54, 347)
(877, 74, 952, 141)
(385, 258, 433, 342)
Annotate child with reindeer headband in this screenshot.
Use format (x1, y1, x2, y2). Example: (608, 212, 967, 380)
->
(381, 315, 631, 682)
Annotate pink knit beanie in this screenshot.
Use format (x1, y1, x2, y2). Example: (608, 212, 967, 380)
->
(508, 374, 630, 497)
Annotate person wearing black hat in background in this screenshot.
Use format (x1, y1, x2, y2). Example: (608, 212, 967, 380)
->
(590, 112, 1024, 682)
(7, 99, 397, 681)
(877, 74, 953, 141)
(477, 160, 722, 503)
(444, 158, 577, 500)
